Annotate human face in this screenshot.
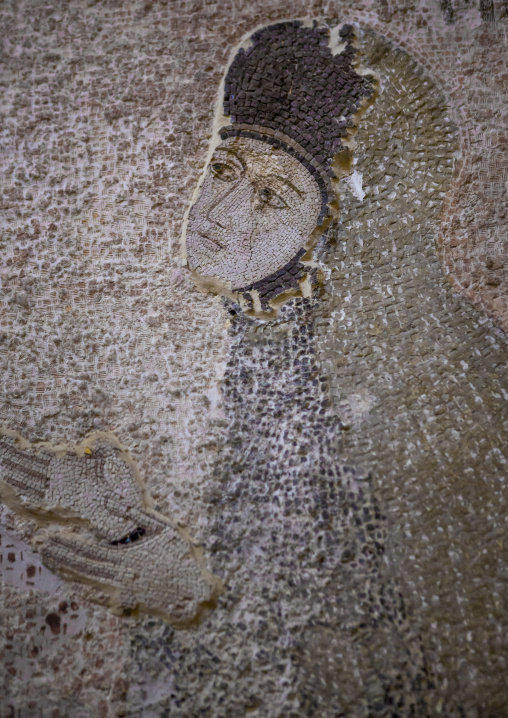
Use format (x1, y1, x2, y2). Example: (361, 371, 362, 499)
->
(185, 137, 322, 288)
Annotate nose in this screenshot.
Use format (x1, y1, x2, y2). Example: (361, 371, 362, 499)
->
(206, 177, 252, 230)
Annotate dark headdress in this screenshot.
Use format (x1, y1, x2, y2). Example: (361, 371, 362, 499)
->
(220, 21, 375, 224)
(219, 21, 375, 308)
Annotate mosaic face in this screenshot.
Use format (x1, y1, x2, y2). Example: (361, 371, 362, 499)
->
(185, 137, 322, 288)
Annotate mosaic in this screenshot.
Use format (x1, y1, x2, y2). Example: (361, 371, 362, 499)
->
(186, 137, 322, 291)
(137, 296, 443, 716)
(129, 19, 507, 718)
(0, 430, 220, 625)
(185, 22, 375, 311)
(1, 3, 507, 717)
(0, 20, 376, 625)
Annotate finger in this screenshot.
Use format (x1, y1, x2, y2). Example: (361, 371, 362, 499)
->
(0, 437, 51, 501)
(47, 533, 117, 565)
(99, 446, 143, 499)
(41, 534, 118, 583)
(79, 441, 143, 506)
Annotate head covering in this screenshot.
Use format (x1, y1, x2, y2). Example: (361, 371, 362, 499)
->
(218, 21, 375, 308)
(220, 21, 375, 224)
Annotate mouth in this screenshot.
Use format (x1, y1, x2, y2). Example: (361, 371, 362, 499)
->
(198, 231, 224, 250)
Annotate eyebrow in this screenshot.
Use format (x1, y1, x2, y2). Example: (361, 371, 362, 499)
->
(211, 148, 246, 170)
(212, 149, 304, 198)
(266, 174, 304, 198)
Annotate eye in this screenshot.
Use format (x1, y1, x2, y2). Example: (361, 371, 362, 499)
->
(258, 186, 287, 209)
(210, 161, 240, 182)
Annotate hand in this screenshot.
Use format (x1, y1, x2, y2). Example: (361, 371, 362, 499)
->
(0, 431, 221, 625)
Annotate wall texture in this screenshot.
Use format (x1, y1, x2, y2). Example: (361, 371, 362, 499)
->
(0, 1, 507, 717)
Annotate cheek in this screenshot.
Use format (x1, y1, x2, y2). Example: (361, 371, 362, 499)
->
(258, 208, 316, 239)
(252, 215, 302, 250)
(187, 178, 216, 219)
(297, 200, 321, 231)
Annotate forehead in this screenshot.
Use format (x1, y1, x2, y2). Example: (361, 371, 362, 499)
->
(213, 136, 317, 185)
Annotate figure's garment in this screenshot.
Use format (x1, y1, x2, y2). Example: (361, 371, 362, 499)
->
(130, 298, 447, 718)
(129, 28, 507, 717)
